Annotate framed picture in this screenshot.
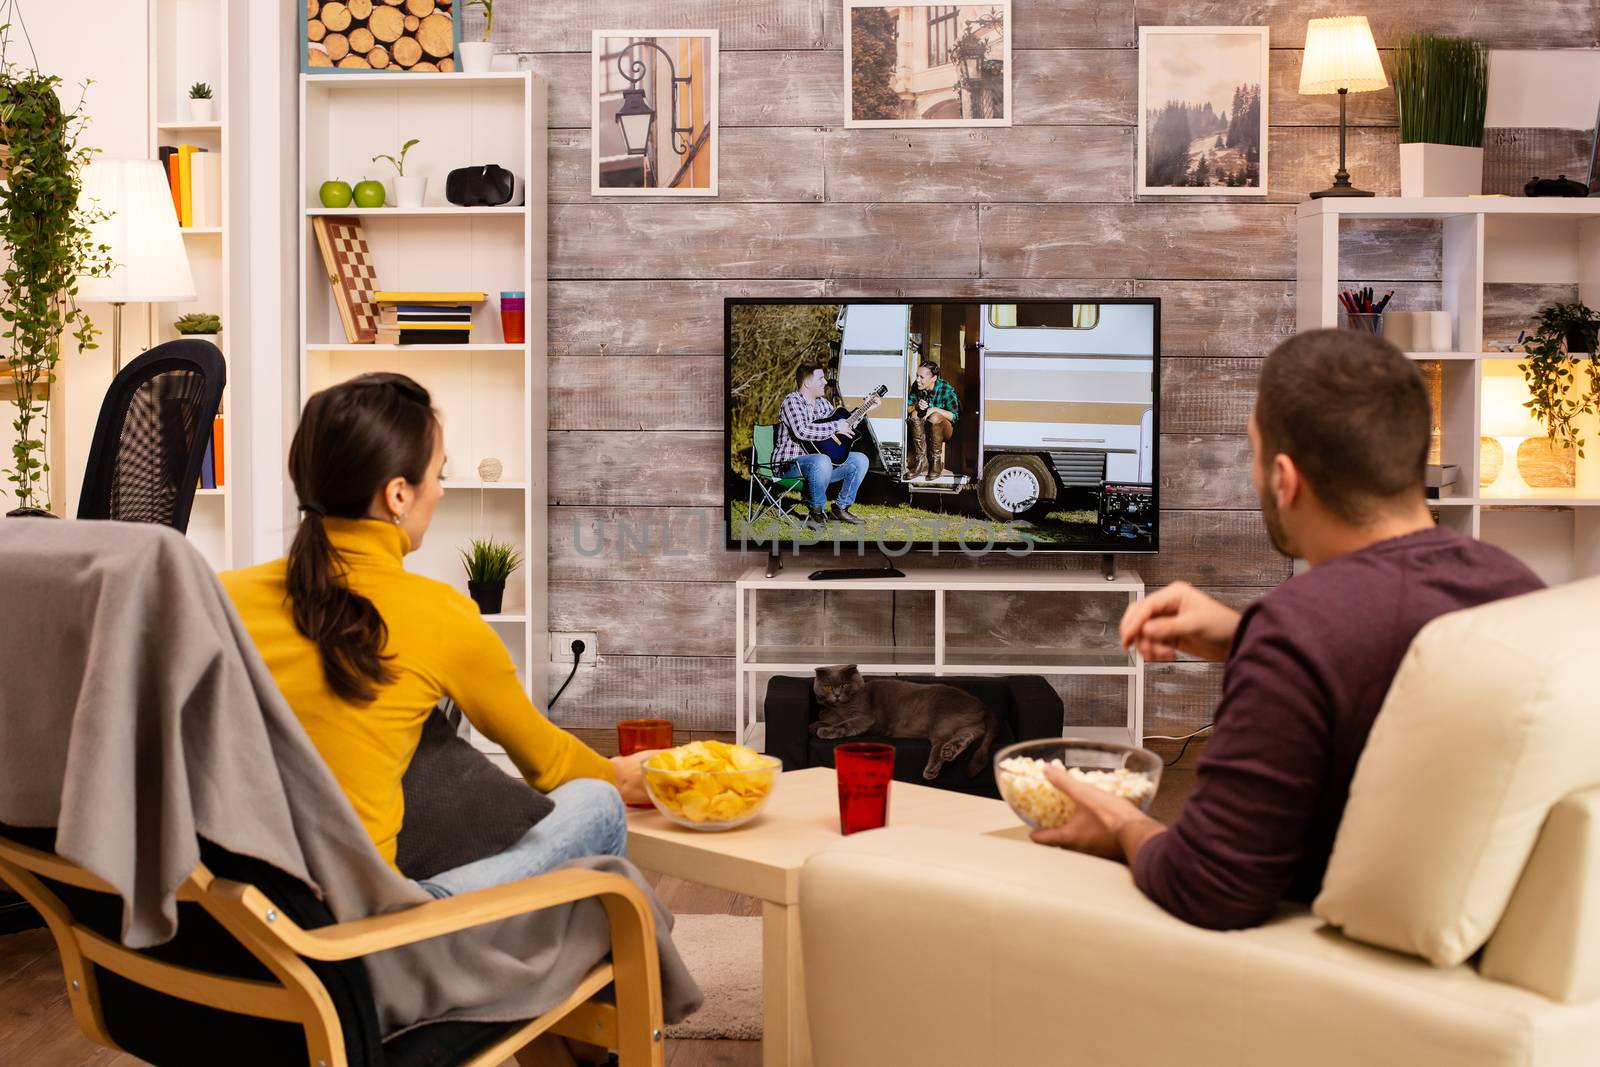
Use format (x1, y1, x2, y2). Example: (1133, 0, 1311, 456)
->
(300, 1, 461, 73)
(1138, 26, 1269, 196)
(591, 30, 719, 196)
(844, 2, 1012, 128)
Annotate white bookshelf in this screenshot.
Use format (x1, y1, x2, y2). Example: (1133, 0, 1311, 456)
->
(298, 71, 550, 731)
(149, 0, 233, 569)
(1298, 198, 1600, 586)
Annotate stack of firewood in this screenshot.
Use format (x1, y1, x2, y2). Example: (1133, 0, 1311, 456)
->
(306, 0, 457, 71)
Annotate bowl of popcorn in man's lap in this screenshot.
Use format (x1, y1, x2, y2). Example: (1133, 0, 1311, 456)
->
(994, 738, 1162, 830)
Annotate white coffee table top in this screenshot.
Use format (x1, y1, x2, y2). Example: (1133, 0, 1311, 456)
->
(625, 766, 1026, 904)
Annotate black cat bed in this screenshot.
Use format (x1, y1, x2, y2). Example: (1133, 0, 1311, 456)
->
(762, 674, 1065, 799)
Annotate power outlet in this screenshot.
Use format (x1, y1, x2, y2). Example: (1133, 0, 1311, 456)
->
(549, 632, 598, 664)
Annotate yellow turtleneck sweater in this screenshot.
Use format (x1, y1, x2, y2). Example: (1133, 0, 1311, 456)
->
(221, 517, 615, 868)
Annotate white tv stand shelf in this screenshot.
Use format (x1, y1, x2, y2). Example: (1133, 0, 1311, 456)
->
(734, 564, 1145, 752)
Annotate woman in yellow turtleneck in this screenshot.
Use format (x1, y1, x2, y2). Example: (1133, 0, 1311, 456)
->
(222, 373, 650, 898)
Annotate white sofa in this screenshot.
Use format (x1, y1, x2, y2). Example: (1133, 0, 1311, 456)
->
(798, 578, 1600, 1066)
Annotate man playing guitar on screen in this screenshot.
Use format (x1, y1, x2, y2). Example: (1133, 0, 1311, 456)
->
(773, 363, 881, 529)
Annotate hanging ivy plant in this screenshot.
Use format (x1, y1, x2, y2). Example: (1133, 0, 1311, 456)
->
(1519, 302, 1600, 458)
(0, 42, 111, 513)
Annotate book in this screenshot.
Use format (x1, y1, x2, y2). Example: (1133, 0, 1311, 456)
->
(190, 153, 222, 229)
(213, 415, 225, 487)
(199, 431, 216, 490)
(178, 145, 195, 227)
(375, 327, 473, 345)
(378, 308, 472, 324)
(372, 291, 486, 304)
(166, 152, 182, 221)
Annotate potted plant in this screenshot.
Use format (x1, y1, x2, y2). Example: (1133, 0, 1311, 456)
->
(1394, 34, 1488, 197)
(373, 137, 424, 208)
(1520, 301, 1600, 457)
(188, 81, 214, 122)
(174, 312, 222, 347)
(0, 60, 112, 516)
(460, 0, 495, 73)
(461, 536, 521, 614)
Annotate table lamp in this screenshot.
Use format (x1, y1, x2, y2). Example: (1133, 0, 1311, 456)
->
(1480, 371, 1544, 497)
(1299, 16, 1388, 198)
(75, 159, 195, 372)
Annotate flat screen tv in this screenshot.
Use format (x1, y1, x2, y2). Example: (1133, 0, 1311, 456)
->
(725, 298, 1160, 555)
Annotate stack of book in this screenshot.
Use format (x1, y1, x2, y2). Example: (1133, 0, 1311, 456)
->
(158, 145, 222, 228)
(372, 291, 485, 345)
(199, 414, 225, 490)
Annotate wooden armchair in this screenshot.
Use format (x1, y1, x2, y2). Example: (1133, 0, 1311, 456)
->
(0, 824, 665, 1067)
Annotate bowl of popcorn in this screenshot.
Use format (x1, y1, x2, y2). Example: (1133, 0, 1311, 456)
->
(993, 738, 1162, 831)
(643, 740, 782, 831)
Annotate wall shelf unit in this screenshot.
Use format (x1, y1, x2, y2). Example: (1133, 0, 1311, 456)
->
(1297, 198, 1600, 586)
(734, 566, 1146, 752)
(149, 0, 232, 570)
(298, 70, 550, 733)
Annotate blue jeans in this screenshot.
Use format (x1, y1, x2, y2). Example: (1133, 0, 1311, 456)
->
(784, 451, 867, 511)
(415, 778, 628, 899)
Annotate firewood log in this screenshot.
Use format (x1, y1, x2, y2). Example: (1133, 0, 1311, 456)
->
(392, 35, 423, 67)
(367, 4, 404, 41)
(338, 54, 371, 68)
(348, 0, 373, 17)
(404, 15, 419, 31)
(417, 12, 452, 57)
(307, 44, 334, 67)
(307, 18, 326, 42)
(324, 32, 350, 60)
(348, 26, 374, 53)
(406, 0, 435, 16)
(411, 60, 439, 72)
(368, 45, 391, 68)
(320, 1, 351, 32)
(306, 0, 318, 18)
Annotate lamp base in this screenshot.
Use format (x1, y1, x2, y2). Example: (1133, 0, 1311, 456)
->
(1310, 184, 1376, 198)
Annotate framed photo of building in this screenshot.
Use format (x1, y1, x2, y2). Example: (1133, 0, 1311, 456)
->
(844, 2, 1012, 128)
(591, 30, 719, 196)
(1138, 26, 1269, 196)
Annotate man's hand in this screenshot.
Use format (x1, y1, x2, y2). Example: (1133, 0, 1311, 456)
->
(1119, 580, 1241, 663)
(1029, 766, 1165, 864)
(836, 423, 855, 438)
(867, 395, 882, 410)
(609, 751, 656, 805)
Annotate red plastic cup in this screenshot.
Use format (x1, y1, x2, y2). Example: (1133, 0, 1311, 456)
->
(835, 742, 894, 835)
(617, 718, 673, 808)
(499, 291, 526, 345)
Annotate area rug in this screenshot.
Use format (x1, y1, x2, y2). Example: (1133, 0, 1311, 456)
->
(665, 914, 763, 1040)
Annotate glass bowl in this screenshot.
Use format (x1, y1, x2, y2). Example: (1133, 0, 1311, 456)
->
(642, 754, 782, 831)
(993, 738, 1162, 830)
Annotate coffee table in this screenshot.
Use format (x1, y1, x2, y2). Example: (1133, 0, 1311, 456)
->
(625, 766, 1027, 1067)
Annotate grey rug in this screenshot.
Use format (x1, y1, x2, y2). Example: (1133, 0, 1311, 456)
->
(665, 914, 763, 1040)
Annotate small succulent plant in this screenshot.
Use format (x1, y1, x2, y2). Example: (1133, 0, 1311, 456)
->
(188, 82, 213, 100)
(174, 312, 222, 335)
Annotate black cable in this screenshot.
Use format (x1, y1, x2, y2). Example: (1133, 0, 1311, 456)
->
(1153, 722, 1213, 768)
(891, 590, 897, 647)
(547, 639, 584, 711)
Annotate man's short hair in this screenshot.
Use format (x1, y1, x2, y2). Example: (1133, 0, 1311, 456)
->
(1255, 329, 1430, 523)
(794, 362, 824, 390)
(918, 360, 939, 377)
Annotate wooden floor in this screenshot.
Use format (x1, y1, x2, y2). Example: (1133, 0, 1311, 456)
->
(0, 738, 1203, 1067)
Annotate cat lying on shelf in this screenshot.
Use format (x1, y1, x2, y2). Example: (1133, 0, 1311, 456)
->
(809, 664, 998, 780)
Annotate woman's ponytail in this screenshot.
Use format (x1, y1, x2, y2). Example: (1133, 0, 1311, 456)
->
(286, 373, 436, 703)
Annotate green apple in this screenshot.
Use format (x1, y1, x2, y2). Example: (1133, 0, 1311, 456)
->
(318, 179, 353, 208)
(353, 179, 386, 208)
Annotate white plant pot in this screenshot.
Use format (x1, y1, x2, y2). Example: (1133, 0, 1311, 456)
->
(458, 41, 494, 73)
(392, 175, 427, 209)
(189, 98, 215, 122)
(1399, 143, 1484, 198)
(180, 333, 221, 351)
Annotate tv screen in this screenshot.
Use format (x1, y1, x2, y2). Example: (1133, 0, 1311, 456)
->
(725, 299, 1160, 554)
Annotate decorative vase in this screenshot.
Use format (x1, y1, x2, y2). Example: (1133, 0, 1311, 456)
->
(1565, 326, 1598, 355)
(458, 42, 494, 73)
(467, 580, 505, 615)
(189, 98, 215, 122)
(181, 332, 221, 351)
(393, 174, 427, 208)
(1398, 144, 1484, 197)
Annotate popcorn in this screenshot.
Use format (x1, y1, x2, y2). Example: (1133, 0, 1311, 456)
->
(996, 756, 1156, 830)
(644, 741, 776, 827)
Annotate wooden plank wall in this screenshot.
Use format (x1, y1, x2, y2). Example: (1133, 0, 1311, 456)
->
(467, 1, 1600, 735)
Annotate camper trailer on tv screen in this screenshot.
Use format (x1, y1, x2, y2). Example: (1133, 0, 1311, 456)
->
(725, 298, 1160, 553)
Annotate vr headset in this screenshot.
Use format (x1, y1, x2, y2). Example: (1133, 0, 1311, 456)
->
(444, 164, 525, 207)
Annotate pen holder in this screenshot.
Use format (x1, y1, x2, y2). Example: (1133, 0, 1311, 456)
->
(1343, 312, 1382, 335)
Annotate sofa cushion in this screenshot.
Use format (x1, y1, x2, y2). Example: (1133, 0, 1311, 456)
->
(1314, 577, 1600, 967)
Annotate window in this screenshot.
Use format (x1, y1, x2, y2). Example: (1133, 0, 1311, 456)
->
(599, 36, 644, 96)
(928, 6, 959, 66)
(988, 304, 1101, 330)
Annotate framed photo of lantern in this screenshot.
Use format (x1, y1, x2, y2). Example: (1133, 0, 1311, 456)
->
(844, 2, 1012, 128)
(591, 29, 720, 196)
(1138, 25, 1269, 196)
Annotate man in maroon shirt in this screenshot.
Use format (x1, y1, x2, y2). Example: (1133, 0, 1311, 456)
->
(1031, 329, 1544, 930)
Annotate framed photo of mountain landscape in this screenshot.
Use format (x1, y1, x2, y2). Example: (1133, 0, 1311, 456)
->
(1138, 25, 1269, 196)
(845, 2, 1012, 127)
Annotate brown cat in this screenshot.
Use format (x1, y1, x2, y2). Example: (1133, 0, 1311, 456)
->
(809, 665, 998, 780)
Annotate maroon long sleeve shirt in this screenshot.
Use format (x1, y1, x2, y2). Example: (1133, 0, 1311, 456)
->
(1132, 526, 1543, 930)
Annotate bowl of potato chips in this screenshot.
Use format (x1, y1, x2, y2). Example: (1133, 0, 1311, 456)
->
(642, 741, 781, 831)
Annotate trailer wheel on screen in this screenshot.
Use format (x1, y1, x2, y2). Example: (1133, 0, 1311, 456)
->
(979, 454, 1057, 523)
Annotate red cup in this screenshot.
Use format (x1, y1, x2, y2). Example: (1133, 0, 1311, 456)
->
(835, 742, 895, 835)
(617, 718, 673, 808)
(499, 291, 526, 345)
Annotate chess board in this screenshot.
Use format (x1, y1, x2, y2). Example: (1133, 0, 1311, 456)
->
(313, 216, 379, 344)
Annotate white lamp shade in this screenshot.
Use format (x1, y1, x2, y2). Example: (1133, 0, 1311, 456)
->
(1481, 371, 1544, 439)
(1300, 16, 1388, 96)
(75, 159, 195, 304)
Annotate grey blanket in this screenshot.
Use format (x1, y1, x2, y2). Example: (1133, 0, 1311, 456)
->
(0, 520, 701, 1035)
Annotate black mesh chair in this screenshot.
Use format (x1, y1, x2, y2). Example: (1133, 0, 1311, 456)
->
(77, 338, 225, 533)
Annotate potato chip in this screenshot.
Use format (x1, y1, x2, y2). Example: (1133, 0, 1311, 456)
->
(644, 742, 776, 826)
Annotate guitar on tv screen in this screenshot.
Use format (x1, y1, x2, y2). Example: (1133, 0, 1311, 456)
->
(725, 299, 1160, 555)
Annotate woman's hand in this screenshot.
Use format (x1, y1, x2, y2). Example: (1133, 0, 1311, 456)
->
(609, 751, 657, 805)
